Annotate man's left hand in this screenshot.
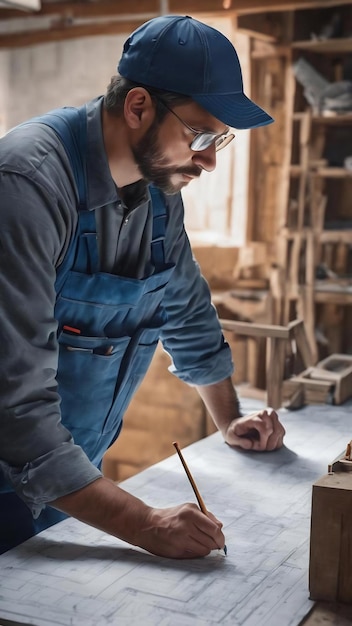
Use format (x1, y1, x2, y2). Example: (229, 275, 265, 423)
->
(224, 408, 285, 451)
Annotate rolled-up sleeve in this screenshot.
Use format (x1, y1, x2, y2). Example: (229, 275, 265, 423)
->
(160, 193, 234, 385)
(0, 168, 101, 517)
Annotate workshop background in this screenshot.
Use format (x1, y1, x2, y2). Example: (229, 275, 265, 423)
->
(1, 0, 351, 481)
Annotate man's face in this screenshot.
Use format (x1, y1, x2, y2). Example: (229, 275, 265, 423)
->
(132, 101, 228, 195)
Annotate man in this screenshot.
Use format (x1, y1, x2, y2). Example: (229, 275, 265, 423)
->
(0, 15, 285, 558)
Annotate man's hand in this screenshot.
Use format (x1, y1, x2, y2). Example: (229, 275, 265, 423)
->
(138, 503, 225, 559)
(52, 478, 225, 560)
(224, 408, 285, 451)
(196, 378, 286, 452)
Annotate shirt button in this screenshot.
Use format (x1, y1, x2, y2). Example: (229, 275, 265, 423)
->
(124, 217, 129, 225)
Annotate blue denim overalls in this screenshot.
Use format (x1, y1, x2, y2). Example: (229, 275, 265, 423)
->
(0, 105, 175, 552)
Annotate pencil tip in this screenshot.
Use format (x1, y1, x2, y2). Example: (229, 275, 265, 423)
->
(224, 544, 227, 556)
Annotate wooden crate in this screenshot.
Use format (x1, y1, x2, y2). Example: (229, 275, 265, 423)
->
(283, 353, 352, 406)
(315, 354, 352, 405)
(282, 367, 334, 405)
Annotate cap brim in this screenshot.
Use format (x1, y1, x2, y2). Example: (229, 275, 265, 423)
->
(193, 92, 274, 129)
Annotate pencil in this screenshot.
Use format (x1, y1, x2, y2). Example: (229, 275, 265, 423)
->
(173, 441, 227, 556)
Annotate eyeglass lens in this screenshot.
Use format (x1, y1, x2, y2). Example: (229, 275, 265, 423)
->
(191, 133, 234, 152)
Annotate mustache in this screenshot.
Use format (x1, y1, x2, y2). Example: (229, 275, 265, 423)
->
(175, 165, 203, 178)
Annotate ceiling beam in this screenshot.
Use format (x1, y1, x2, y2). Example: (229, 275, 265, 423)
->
(0, 19, 145, 48)
(173, 0, 351, 13)
(0, 0, 350, 48)
(0, 0, 350, 21)
(0, 1, 161, 20)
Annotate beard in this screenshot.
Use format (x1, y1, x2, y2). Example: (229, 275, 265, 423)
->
(131, 118, 202, 195)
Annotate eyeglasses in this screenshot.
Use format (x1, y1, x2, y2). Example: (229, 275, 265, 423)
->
(156, 98, 235, 152)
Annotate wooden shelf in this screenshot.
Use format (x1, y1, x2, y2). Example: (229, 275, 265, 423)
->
(290, 166, 352, 178)
(315, 279, 352, 305)
(293, 112, 352, 125)
(312, 167, 352, 178)
(292, 37, 352, 54)
(320, 230, 352, 243)
(277, 8, 352, 356)
(311, 113, 352, 125)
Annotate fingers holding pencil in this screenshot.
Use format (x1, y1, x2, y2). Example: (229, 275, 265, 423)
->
(138, 502, 225, 559)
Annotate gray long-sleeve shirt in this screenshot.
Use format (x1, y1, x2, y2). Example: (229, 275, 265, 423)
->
(0, 96, 233, 516)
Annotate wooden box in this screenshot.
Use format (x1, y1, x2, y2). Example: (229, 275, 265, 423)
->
(309, 461, 352, 603)
(283, 354, 352, 407)
(316, 354, 352, 405)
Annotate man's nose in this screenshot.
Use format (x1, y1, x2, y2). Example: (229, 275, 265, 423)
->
(192, 143, 217, 172)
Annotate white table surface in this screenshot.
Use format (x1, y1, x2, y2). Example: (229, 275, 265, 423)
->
(0, 402, 351, 626)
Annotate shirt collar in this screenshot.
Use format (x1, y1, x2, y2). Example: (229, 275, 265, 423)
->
(85, 96, 149, 212)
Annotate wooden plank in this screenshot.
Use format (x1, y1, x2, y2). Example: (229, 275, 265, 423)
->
(291, 319, 315, 367)
(304, 231, 318, 362)
(1, 0, 351, 22)
(320, 231, 352, 244)
(311, 114, 352, 126)
(312, 168, 352, 179)
(292, 37, 352, 54)
(309, 367, 342, 382)
(220, 318, 291, 339)
(314, 289, 352, 305)
(0, 20, 143, 48)
(297, 113, 311, 230)
(0, 0, 162, 20)
(170, 0, 352, 16)
(289, 233, 301, 298)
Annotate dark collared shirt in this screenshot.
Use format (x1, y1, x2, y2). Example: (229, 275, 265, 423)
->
(0, 97, 233, 515)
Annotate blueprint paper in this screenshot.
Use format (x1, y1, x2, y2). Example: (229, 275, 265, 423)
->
(0, 404, 351, 626)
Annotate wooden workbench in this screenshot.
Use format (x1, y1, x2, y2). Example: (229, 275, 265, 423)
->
(0, 402, 351, 626)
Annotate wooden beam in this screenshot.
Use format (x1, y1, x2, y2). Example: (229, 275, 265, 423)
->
(0, 0, 350, 48)
(0, 20, 144, 48)
(229, 0, 352, 13)
(220, 318, 292, 339)
(292, 37, 352, 54)
(0, 0, 160, 20)
(1, 0, 351, 22)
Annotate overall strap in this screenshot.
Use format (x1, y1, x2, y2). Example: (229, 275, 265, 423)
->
(23, 106, 88, 210)
(23, 106, 91, 290)
(22, 109, 168, 276)
(149, 185, 167, 271)
(34, 108, 99, 275)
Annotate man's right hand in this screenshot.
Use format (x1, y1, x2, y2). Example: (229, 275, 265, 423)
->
(52, 477, 225, 559)
(137, 503, 225, 559)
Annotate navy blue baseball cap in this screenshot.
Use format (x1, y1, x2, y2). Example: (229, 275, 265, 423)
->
(118, 15, 273, 130)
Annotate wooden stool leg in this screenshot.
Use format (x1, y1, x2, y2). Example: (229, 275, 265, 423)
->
(267, 337, 287, 409)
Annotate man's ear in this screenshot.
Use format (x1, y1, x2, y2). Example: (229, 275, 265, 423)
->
(124, 87, 155, 130)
